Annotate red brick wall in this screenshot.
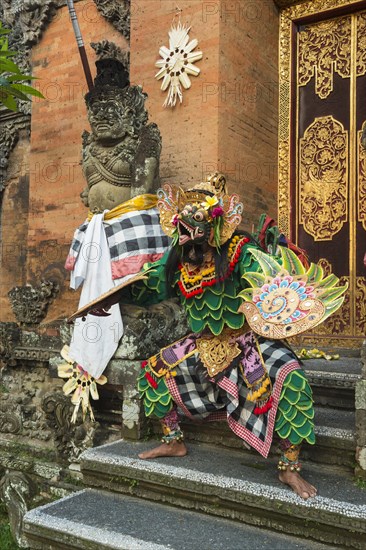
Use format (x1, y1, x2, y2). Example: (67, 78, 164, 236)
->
(130, 0, 221, 186)
(218, 0, 279, 230)
(130, 0, 279, 230)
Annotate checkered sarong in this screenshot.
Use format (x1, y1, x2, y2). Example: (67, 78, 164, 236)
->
(65, 208, 171, 279)
(166, 335, 301, 458)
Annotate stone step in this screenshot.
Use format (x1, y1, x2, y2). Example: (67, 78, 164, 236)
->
(157, 405, 356, 469)
(23, 489, 334, 550)
(302, 357, 361, 409)
(79, 440, 366, 549)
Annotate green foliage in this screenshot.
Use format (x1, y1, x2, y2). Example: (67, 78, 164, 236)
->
(0, 524, 20, 550)
(0, 504, 20, 550)
(354, 477, 366, 490)
(0, 22, 44, 111)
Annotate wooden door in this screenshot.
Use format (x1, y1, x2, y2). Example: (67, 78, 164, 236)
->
(279, 1, 366, 347)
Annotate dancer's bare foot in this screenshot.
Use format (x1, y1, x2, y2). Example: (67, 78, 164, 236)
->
(279, 469, 317, 499)
(138, 440, 188, 460)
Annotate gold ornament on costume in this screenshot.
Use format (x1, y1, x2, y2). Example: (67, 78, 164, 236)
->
(238, 247, 347, 340)
(196, 329, 241, 378)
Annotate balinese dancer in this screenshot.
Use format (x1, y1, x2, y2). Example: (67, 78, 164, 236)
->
(128, 173, 347, 500)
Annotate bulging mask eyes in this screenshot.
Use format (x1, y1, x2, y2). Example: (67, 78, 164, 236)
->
(181, 205, 193, 216)
(193, 210, 205, 222)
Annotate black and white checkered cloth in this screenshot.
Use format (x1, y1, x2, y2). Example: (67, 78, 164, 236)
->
(65, 208, 171, 279)
(166, 335, 302, 458)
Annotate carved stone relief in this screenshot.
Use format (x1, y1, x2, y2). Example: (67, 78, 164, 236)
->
(1, 1, 56, 46)
(93, 0, 131, 41)
(0, 125, 19, 192)
(0, 365, 53, 441)
(0, 322, 20, 365)
(42, 391, 103, 462)
(8, 281, 59, 327)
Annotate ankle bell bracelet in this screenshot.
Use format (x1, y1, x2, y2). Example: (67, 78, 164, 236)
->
(278, 459, 301, 472)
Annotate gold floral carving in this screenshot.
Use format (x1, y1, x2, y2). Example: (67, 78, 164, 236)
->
(278, 139, 290, 236)
(284, 0, 362, 19)
(356, 277, 366, 337)
(357, 12, 366, 76)
(299, 116, 348, 241)
(357, 129, 366, 230)
(298, 17, 351, 99)
(317, 258, 332, 276)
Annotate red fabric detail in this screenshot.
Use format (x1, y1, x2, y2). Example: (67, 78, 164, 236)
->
(225, 362, 299, 458)
(166, 377, 193, 418)
(145, 372, 158, 389)
(64, 255, 76, 271)
(216, 376, 239, 400)
(257, 216, 273, 251)
(141, 360, 148, 369)
(253, 396, 273, 415)
(111, 253, 165, 280)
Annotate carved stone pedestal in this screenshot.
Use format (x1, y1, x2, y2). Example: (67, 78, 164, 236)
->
(355, 341, 366, 479)
(103, 299, 189, 439)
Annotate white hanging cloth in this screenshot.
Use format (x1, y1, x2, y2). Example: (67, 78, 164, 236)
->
(68, 212, 123, 379)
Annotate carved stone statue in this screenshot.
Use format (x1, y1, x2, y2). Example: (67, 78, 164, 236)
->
(81, 54, 162, 213)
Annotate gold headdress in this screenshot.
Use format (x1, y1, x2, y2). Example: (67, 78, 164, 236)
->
(157, 173, 243, 246)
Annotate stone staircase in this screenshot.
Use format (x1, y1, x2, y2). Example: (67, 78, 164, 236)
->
(23, 353, 366, 549)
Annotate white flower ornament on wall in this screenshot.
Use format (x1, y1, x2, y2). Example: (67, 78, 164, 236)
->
(155, 22, 203, 108)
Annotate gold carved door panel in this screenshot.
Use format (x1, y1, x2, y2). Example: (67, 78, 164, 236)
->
(279, 2, 366, 347)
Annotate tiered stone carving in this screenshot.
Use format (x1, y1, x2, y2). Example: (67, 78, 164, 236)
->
(93, 0, 131, 41)
(8, 281, 59, 327)
(42, 392, 103, 462)
(0, 125, 19, 192)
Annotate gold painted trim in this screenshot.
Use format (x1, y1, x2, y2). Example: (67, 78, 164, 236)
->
(283, 0, 366, 19)
(358, 129, 366, 230)
(349, 15, 357, 334)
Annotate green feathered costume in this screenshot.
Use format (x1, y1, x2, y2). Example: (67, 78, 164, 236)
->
(132, 180, 346, 458)
(134, 235, 315, 457)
